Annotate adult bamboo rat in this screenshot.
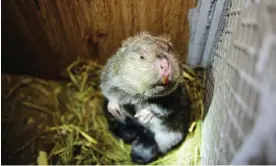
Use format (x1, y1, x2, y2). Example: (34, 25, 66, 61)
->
(100, 32, 191, 164)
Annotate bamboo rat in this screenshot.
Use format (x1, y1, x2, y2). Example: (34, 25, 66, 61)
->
(100, 32, 191, 164)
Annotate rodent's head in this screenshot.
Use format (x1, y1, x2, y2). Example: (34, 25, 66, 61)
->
(114, 32, 181, 97)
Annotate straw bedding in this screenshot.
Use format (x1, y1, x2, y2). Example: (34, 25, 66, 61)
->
(1, 58, 205, 165)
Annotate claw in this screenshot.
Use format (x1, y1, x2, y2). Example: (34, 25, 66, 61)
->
(135, 109, 155, 124)
(107, 102, 125, 122)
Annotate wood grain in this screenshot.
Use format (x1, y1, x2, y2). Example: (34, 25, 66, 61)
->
(2, 0, 196, 79)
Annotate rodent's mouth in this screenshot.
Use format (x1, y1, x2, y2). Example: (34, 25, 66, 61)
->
(152, 70, 175, 87)
(152, 79, 174, 87)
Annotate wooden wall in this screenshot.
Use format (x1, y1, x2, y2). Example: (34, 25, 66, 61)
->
(2, 0, 196, 80)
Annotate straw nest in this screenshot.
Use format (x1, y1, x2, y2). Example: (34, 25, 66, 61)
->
(1, 58, 206, 165)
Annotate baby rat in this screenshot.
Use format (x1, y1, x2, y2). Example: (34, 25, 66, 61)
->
(100, 32, 191, 164)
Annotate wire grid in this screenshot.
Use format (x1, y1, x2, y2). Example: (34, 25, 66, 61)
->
(200, 0, 272, 164)
(187, 0, 218, 66)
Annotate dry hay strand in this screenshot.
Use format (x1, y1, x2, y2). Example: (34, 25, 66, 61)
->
(1, 58, 205, 165)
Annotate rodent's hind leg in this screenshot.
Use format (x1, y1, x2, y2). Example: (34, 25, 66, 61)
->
(131, 130, 161, 164)
(153, 129, 184, 153)
(109, 118, 142, 144)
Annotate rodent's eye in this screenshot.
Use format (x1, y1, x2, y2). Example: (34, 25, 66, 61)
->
(156, 54, 162, 59)
(140, 56, 145, 59)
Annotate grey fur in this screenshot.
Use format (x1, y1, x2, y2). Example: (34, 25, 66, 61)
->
(100, 32, 191, 158)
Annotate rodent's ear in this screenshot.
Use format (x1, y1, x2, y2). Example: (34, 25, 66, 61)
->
(158, 34, 173, 46)
(138, 31, 152, 38)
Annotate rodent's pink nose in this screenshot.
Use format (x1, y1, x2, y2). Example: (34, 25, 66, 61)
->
(160, 59, 169, 70)
(159, 59, 171, 76)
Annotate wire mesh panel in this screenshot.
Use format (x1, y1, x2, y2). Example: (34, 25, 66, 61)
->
(229, 1, 276, 164)
(201, 0, 276, 164)
(187, 0, 218, 66)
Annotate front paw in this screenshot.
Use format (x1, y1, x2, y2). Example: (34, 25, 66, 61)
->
(107, 102, 126, 121)
(134, 109, 155, 124)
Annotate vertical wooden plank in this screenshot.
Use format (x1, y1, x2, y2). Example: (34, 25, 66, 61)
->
(2, 0, 196, 79)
